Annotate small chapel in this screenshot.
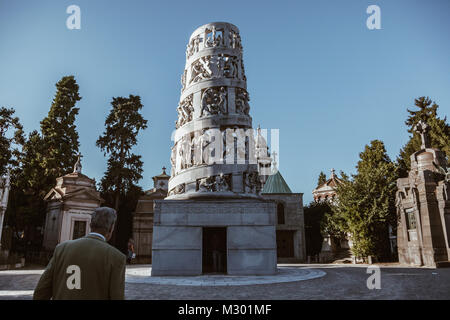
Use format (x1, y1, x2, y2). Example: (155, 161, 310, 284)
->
(42, 156, 103, 251)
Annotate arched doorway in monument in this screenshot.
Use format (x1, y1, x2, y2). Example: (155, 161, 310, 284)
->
(202, 227, 227, 274)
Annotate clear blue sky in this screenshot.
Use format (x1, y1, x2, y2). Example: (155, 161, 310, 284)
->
(1, 0, 449, 204)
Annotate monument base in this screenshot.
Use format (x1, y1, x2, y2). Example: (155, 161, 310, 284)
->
(151, 198, 277, 276)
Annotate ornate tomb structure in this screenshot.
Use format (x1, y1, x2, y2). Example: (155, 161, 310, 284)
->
(396, 120, 450, 267)
(151, 22, 277, 275)
(42, 155, 103, 251)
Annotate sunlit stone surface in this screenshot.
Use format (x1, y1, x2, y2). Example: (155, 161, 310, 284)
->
(151, 22, 277, 276)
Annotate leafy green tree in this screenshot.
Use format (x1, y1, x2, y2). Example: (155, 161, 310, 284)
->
(40, 76, 81, 186)
(16, 131, 48, 197)
(4, 76, 81, 250)
(97, 95, 148, 209)
(96, 95, 147, 248)
(304, 201, 332, 257)
(6, 131, 49, 249)
(0, 107, 24, 176)
(398, 97, 450, 177)
(333, 140, 398, 260)
(317, 171, 327, 187)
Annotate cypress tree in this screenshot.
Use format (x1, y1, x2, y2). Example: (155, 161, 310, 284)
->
(40, 75, 81, 186)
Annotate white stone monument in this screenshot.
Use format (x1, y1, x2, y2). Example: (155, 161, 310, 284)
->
(0, 173, 11, 251)
(151, 22, 277, 276)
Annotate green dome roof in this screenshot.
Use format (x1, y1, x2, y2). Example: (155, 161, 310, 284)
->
(261, 170, 292, 194)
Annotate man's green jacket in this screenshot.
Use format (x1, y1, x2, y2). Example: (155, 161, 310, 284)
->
(33, 234, 126, 300)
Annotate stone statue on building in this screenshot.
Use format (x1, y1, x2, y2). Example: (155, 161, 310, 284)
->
(73, 154, 82, 173)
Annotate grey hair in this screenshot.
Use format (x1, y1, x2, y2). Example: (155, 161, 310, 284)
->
(90, 207, 117, 232)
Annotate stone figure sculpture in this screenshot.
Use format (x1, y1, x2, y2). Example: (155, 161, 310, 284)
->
(244, 171, 261, 194)
(200, 87, 227, 117)
(215, 173, 230, 192)
(414, 120, 431, 149)
(235, 88, 250, 115)
(73, 154, 82, 173)
(190, 57, 212, 84)
(176, 95, 194, 128)
(198, 176, 214, 192)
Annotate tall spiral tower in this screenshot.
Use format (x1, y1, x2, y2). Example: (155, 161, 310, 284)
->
(152, 22, 277, 276)
(168, 22, 261, 199)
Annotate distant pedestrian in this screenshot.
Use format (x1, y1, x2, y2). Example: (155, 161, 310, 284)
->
(127, 238, 135, 264)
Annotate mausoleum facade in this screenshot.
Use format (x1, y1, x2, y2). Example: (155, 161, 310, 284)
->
(42, 156, 103, 251)
(396, 121, 450, 267)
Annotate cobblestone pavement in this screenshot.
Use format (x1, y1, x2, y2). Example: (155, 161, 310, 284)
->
(126, 266, 326, 286)
(0, 263, 449, 300)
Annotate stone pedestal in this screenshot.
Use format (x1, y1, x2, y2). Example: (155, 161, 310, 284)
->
(319, 235, 334, 262)
(151, 198, 277, 276)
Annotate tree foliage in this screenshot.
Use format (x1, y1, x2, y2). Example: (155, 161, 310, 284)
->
(332, 140, 398, 260)
(398, 97, 450, 177)
(4, 76, 81, 248)
(317, 171, 327, 187)
(96, 95, 147, 249)
(40, 75, 81, 186)
(96, 95, 148, 207)
(0, 107, 24, 176)
(304, 201, 332, 256)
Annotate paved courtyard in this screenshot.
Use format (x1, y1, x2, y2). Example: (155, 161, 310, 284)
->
(0, 263, 449, 300)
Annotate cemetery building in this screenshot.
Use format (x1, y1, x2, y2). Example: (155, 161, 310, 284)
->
(312, 169, 341, 202)
(312, 169, 352, 261)
(396, 120, 450, 267)
(151, 22, 277, 276)
(261, 169, 306, 262)
(42, 156, 103, 251)
(132, 167, 169, 263)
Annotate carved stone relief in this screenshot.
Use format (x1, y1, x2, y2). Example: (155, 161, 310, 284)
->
(243, 171, 261, 194)
(200, 87, 228, 117)
(205, 26, 225, 48)
(186, 34, 201, 59)
(228, 29, 242, 49)
(235, 88, 250, 115)
(176, 94, 194, 128)
(169, 183, 185, 196)
(187, 55, 245, 86)
(198, 173, 231, 192)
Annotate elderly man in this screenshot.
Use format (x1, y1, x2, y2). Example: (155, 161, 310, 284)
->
(33, 207, 126, 300)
